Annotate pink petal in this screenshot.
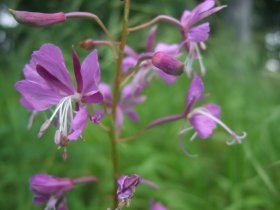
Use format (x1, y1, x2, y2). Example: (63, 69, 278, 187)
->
(122, 57, 137, 73)
(146, 26, 157, 52)
(15, 80, 61, 111)
(80, 49, 100, 94)
(99, 83, 113, 104)
(72, 48, 82, 93)
(190, 103, 220, 139)
(32, 43, 74, 94)
(186, 74, 204, 111)
(188, 22, 210, 42)
(68, 106, 88, 140)
(82, 90, 103, 104)
(152, 67, 177, 84)
(154, 43, 180, 55)
(125, 109, 139, 122)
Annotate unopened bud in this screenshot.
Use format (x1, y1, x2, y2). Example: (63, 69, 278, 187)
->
(9, 9, 66, 27)
(79, 39, 95, 50)
(152, 52, 183, 76)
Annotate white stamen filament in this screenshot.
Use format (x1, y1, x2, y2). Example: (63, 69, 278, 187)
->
(191, 108, 247, 144)
(47, 96, 75, 138)
(193, 43, 206, 76)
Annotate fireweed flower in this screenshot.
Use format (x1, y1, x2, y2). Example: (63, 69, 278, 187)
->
(123, 26, 180, 84)
(149, 75, 246, 144)
(117, 174, 142, 209)
(179, 0, 225, 76)
(30, 173, 96, 210)
(181, 74, 246, 144)
(99, 71, 146, 134)
(15, 44, 103, 147)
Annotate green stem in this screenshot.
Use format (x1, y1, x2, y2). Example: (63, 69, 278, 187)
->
(111, 0, 130, 208)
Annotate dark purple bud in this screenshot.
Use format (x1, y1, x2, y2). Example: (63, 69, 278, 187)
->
(152, 52, 183, 76)
(9, 9, 66, 27)
(117, 174, 142, 208)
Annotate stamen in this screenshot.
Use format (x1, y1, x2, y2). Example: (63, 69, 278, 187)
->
(193, 43, 206, 76)
(192, 108, 247, 144)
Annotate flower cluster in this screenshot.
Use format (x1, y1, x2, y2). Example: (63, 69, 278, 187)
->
(11, 0, 246, 209)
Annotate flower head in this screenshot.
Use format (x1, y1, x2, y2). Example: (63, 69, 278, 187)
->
(15, 44, 103, 148)
(179, 0, 225, 76)
(30, 173, 96, 210)
(181, 74, 246, 144)
(117, 174, 142, 209)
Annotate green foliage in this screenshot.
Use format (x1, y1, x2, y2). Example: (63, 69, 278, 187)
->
(0, 0, 280, 210)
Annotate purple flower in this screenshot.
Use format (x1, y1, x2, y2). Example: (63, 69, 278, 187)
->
(150, 201, 167, 210)
(117, 174, 142, 209)
(15, 44, 103, 147)
(99, 71, 146, 134)
(30, 173, 96, 210)
(148, 75, 246, 144)
(181, 74, 246, 143)
(179, 0, 225, 76)
(123, 26, 180, 84)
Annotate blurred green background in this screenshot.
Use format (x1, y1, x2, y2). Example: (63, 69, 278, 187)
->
(1, 0, 280, 209)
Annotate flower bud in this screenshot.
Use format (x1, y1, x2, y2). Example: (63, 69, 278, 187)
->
(152, 52, 183, 76)
(9, 9, 66, 27)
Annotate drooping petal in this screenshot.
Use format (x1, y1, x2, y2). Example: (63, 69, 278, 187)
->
(185, 74, 204, 112)
(80, 49, 100, 94)
(57, 198, 68, 210)
(180, 10, 191, 25)
(152, 66, 177, 84)
(124, 45, 138, 58)
(68, 106, 88, 140)
(188, 22, 210, 42)
(72, 48, 83, 93)
(146, 26, 157, 52)
(15, 80, 62, 111)
(31, 44, 74, 94)
(30, 173, 73, 195)
(189, 103, 220, 139)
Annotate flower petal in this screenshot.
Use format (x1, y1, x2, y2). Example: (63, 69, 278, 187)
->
(80, 49, 100, 94)
(72, 48, 82, 93)
(146, 26, 157, 52)
(82, 90, 103, 104)
(32, 43, 74, 94)
(68, 106, 88, 141)
(125, 109, 139, 122)
(15, 80, 61, 111)
(189, 103, 220, 139)
(186, 74, 204, 111)
(122, 57, 137, 73)
(115, 106, 124, 134)
(99, 83, 113, 104)
(188, 22, 210, 42)
(153, 67, 177, 84)
(154, 43, 180, 55)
